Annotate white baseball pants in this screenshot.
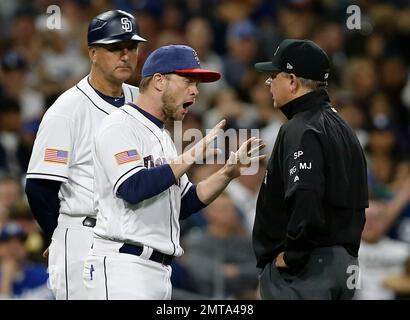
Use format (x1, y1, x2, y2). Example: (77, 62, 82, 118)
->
(48, 215, 94, 300)
(83, 237, 172, 300)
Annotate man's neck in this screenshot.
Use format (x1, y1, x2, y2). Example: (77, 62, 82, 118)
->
(282, 88, 312, 107)
(89, 71, 123, 97)
(134, 94, 166, 122)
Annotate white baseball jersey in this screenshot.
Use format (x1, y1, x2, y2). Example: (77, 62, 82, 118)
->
(93, 103, 192, 257)
(26, 76, 140, 217)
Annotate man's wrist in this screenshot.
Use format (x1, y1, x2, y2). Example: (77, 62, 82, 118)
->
(169, 154, 192, 180)
(220, 165, 236, 181)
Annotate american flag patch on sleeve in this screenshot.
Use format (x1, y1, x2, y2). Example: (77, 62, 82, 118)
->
(115, 149, 140, 165)
(44, 148, 68, 164)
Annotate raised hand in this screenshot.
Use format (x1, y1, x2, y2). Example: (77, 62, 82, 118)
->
(224, 137, 266, 179)
(181, 119, 226, 164)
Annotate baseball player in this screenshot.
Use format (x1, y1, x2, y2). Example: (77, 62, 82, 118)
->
(24, 10, 146, 300)
(83, 45, 265, 299)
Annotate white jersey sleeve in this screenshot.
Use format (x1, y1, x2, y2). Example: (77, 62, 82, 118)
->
(94, 121, 145, 195)
(26, 114, 73, 182)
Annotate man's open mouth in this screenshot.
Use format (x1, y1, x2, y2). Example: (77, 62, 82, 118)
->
(183, 101, 194, 109)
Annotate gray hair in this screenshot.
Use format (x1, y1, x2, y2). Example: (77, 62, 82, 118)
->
(282, 72, 328, 90)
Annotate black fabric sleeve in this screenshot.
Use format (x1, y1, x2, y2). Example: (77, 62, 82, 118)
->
(179, 185, 206, 220)
(117, 164, 176, 205)
(25, 179, 61, 241)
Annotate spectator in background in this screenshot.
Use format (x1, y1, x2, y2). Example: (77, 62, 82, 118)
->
(7, 6, 37, 62)
(337, 97, 368, 149)
(225, 159, 266, 234)
(8, 200, 45, 263)
(203, 87, 258, 130)
(368, 93, 409, 154)
(366, 123, 407, 196)
(0, 98, 32, 177)
(0, 51, 45, 123)
(384, 256, 410, 299)
(355, 200, 410, 300)
(36, 29, 89, 95)
(342, 58, 378, 107)
(276, 0, 316, 40)
(379, 56, 410, 135)
(311, 20, 346, 86)
(185, 16, 227, 114)
(386, 162, 410, 244)
(0, 222, 53, 299)
(180, 164, 221, 236)
(401, 71, 410, 113)
(223, 20, 259, 96)
(0, 176, 23, 226)
(181, 192, 259, 299)
(0, 0, 19, 38)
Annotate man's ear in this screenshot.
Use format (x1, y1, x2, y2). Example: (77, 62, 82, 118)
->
(88, 47, 97, 63)
(290, 74, 298, 94)
(152, 73, 167, 92)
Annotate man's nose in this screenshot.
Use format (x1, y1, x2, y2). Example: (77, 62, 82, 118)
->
(120, 48, 129, 60)
(190, 84, 199, 96)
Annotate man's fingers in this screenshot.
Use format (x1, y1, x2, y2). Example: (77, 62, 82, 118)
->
(238, 138, 264, 157)
(204, 119, 226, 144)
(208, 119, 226, 136)
(241, 137, 261, 150)
(250, 155, 267, 162)
(42, 248, 49, 258)
(248, 144, 266, 155)
(214, 119, 226, 130)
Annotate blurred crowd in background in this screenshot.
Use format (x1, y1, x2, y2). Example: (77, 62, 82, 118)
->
(1, 0, 410, 300)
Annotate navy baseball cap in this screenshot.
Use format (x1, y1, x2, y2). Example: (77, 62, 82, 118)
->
(141, 45, 221, 83)
(0, 222, 27, 242)
(88, 10, 146, 46)
(255, 39, 330, 82)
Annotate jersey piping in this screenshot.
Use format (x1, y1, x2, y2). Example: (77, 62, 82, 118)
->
(75, 85, 110, 115)
(112, 165, 144, 193)
(26, 172, 68, 180)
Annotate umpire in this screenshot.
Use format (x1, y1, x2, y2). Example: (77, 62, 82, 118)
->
(252, 39, 368, 300)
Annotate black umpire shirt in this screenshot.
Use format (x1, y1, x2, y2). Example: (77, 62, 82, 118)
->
(253, 89, 368, 270)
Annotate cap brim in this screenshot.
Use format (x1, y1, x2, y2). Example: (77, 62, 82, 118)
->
(130, 34, 147, 42)
(254, 61, 281, 72)
(175, 69, 221, 83)
(90, 34, 147, 45)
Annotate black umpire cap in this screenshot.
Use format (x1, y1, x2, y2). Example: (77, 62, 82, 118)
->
(87, 10, 146, 46)
(255, 39, 330, 82)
